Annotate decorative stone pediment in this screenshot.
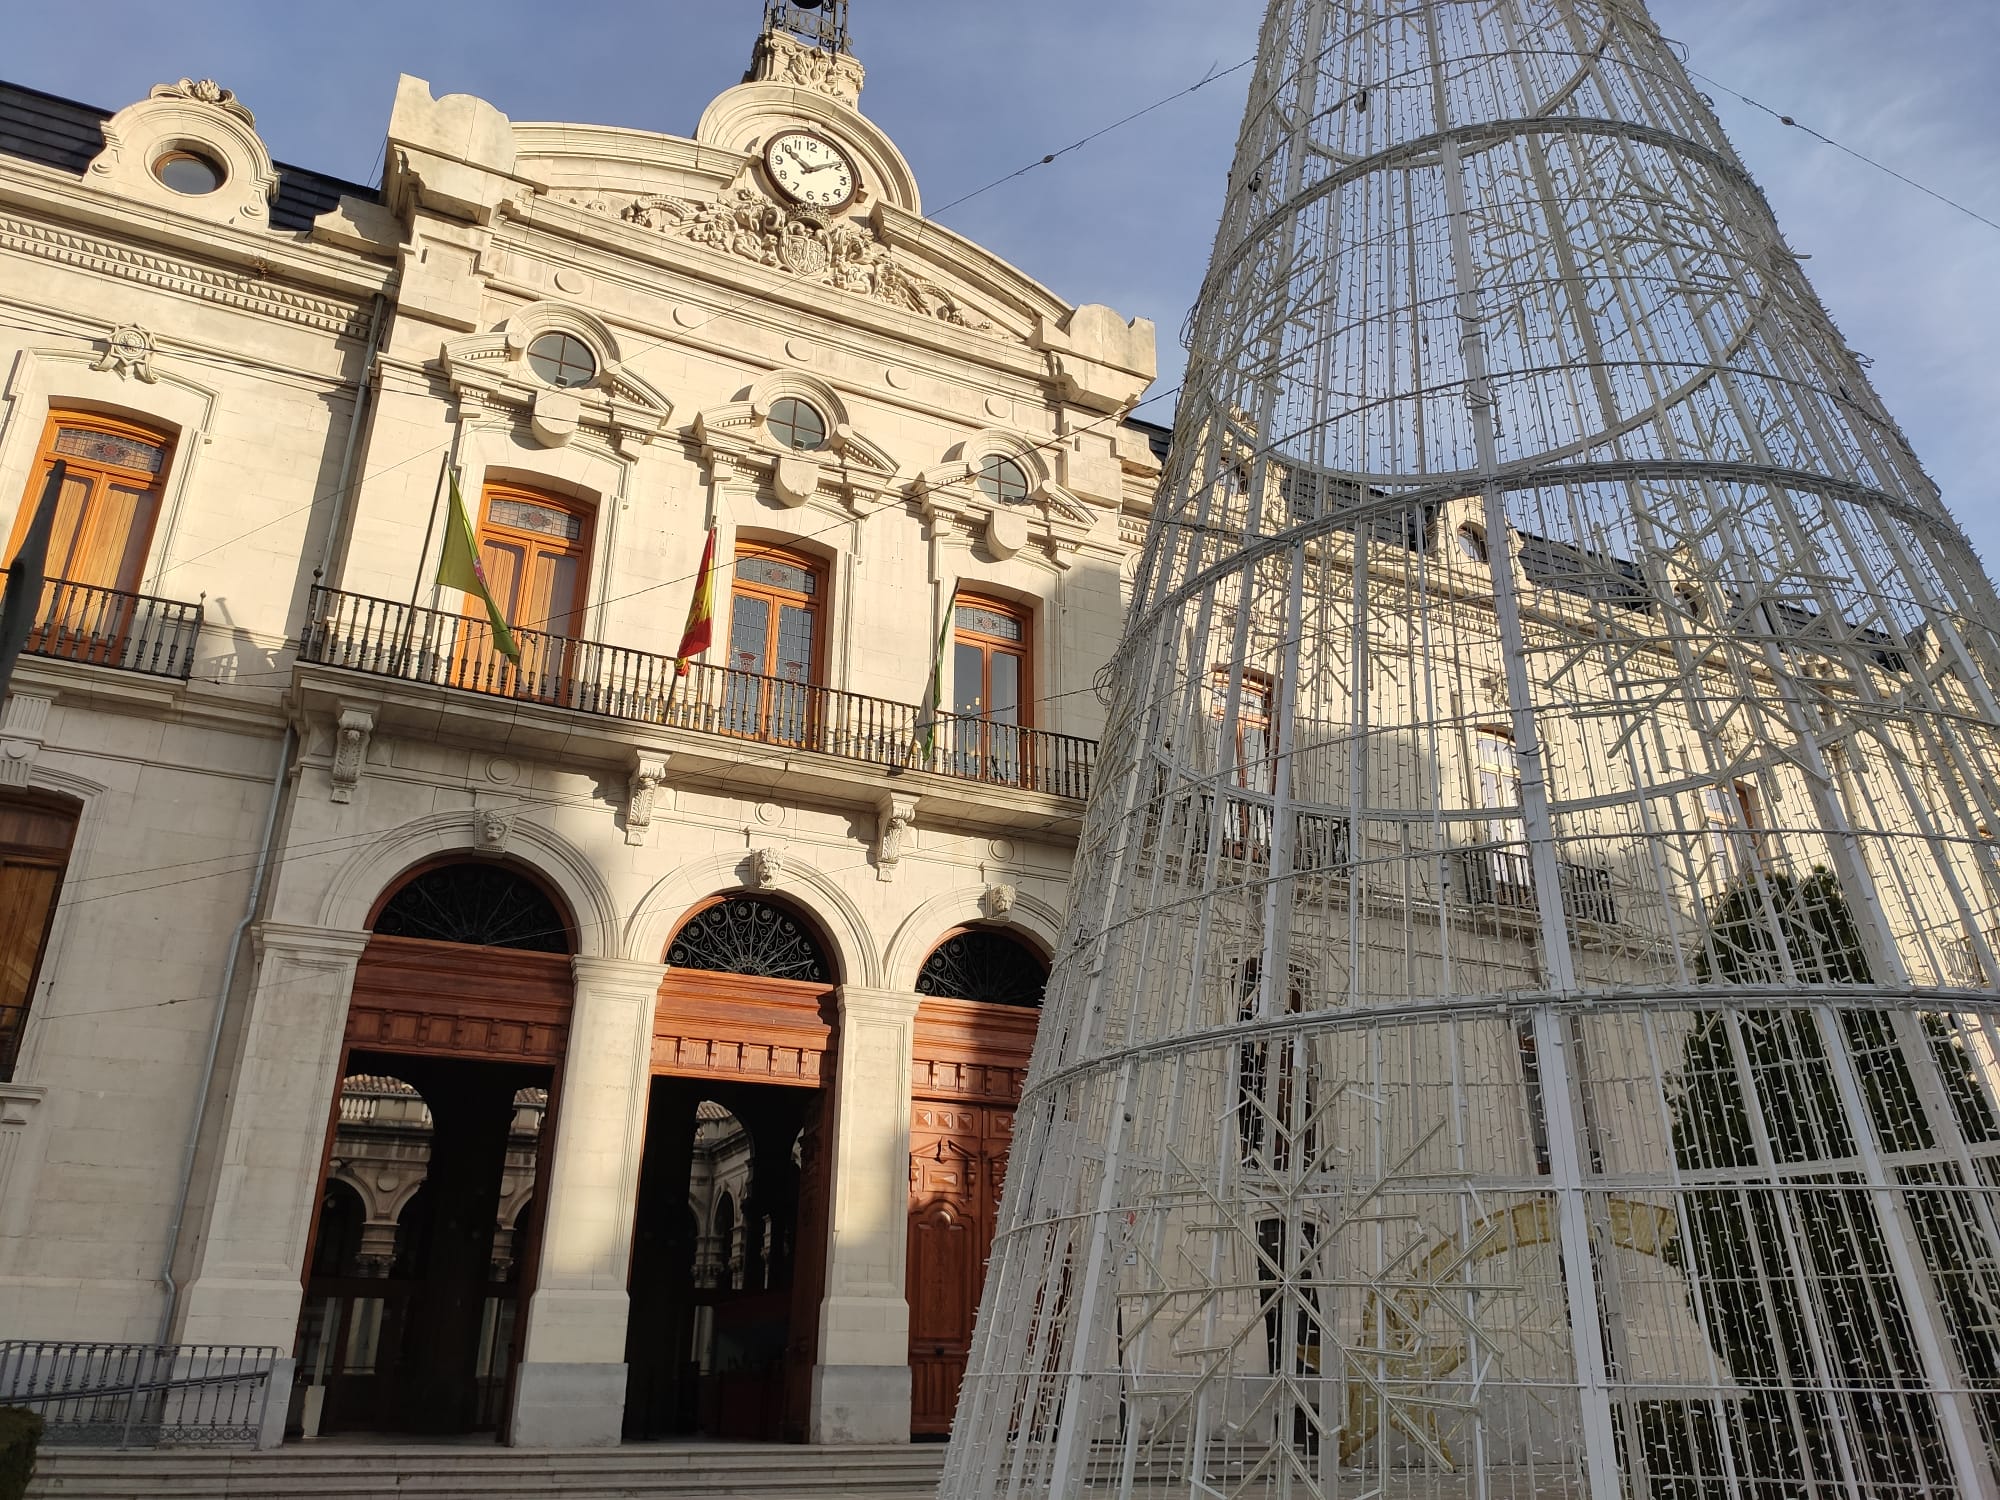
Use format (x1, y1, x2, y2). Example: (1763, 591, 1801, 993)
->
(86, 79, 281, 231)
(694, 371, 900, 511)
(441, 301, 673, 453)
(609, 185, 994, 334)
(917, 429, 1097, 567)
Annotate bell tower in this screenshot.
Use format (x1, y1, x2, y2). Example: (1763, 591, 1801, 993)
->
(749, 0, 863, 105)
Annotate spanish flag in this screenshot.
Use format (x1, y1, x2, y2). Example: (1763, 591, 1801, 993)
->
(676, 527, 718, 676)
(438, 468, 520, 663)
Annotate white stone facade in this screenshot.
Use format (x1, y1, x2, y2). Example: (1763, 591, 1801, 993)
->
(0, 21, 1159, 1449)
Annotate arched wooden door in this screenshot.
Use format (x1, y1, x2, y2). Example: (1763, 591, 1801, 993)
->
(630, 893, 839, 1444)
(296, 859, 575, 1441)
(907, 926, 1047, 1436)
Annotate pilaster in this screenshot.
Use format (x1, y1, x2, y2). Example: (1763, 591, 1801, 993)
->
(811, 984, 920, 1443)
(509, 954, 666, 1447)
(178, 922, 370, 1349)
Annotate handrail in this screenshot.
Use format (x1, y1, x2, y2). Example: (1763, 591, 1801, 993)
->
(23, 576, 203, 680)
(299, 585, 1096, 800)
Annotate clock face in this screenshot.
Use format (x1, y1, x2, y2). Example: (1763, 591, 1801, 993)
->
(764, 131, 857, 210)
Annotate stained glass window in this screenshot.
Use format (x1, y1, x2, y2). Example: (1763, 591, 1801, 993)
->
(736, 555, 817, 595)
(53, 427, 165, 475)
(915, 927, 1048, 1008)
(668, 897, 830, 982)
(373, 863, 571, 953)
(487, 497, 583, 541)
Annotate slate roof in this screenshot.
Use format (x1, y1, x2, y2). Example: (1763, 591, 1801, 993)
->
(0, 78, 377, 232)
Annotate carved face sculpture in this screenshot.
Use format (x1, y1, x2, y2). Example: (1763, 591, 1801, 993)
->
(763, 130, 857, 211)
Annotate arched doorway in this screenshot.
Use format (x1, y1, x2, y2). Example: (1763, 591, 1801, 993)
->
(625, 893, 836, 1443)
(908, 925, 1048, 1436)
(292, 860, 572, 1441)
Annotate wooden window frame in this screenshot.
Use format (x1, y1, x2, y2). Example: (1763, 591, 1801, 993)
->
(451, 481, 595, 701)
(723, 542, 828, 748)
(7, 409, 173, 602)
(0, 793, 80, 1082)
(951, 594, 1033, 785)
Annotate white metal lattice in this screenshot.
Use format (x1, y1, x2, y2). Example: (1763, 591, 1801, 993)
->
(940, 2, 2000, 1496)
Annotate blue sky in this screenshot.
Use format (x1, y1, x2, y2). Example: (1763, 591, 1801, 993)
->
(11, 1, 1996, 570)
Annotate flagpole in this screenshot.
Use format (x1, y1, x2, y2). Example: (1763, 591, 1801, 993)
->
(398, 454, 451, 676)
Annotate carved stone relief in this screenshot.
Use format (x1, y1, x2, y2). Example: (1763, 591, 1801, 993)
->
(751, 29, 867, 104)
(875, 790, 917, 881)
(981, 883, 1018, 923)
(474, 808, 512, 856)
(625, 751, 671, 847)
(600, 187, 991, 332)
(91, 325, 159, 384)
(750, 846, 786, 889)
(0, 694, 52, 790)
(328, 705, 375, 804)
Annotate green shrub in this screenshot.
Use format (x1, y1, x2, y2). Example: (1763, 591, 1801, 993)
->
(0, 1406, 42, 1500)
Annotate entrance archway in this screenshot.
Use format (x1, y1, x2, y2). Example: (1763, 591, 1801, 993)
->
(292, 860, 573, 1441)
(625, 893, 837, 1443)
(908, 925, 1048, 1436)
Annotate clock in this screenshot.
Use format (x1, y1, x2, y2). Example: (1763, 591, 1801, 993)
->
(763, 130, 858, 211)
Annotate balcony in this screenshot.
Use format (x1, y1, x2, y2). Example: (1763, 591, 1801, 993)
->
(298, 586, 1096, 801)
(19, 578, 203, 680)
(1456, 847, 1620, 927)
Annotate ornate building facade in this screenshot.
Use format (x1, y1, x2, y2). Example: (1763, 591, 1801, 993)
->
(0, 4, 1161, 1448)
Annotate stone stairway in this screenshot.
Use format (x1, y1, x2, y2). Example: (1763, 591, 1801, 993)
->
(27, 1442, 949, 1499)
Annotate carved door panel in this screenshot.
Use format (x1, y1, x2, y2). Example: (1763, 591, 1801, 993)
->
(908, 1103, 979, 1436)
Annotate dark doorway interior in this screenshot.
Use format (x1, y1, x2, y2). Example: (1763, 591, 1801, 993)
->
(623, 1076, 825, 1442)
(293, 1051, 551, 1439)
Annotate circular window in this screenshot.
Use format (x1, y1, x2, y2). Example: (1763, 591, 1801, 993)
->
(526, 332, 597, 389)
(1455, 525, 1488, 564)
(153, 149, 226, 196)
(767, 397, 828, 452)
(978, 455, 1031, 506)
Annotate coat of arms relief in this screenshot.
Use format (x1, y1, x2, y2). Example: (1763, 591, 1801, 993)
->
(566, 185, 993, 334)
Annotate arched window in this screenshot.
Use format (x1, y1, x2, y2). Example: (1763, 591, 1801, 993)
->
(667, 895, 831, 983)
(0, 793, 79, 1081)
(916, 927, 1048, 1008)
(8, 412, 172, 596)
(372, 862, 573, 953)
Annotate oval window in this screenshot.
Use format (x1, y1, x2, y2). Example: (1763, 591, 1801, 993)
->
(526, 332, 597, 389)
(978, 455, 1031, 506)
(153, 149, 226, 196)
(767, 397, 828, 452)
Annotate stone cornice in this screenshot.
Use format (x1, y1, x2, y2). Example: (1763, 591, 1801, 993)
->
(0, 207, 375, 340)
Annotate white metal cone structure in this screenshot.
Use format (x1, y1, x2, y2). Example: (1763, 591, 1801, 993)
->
(940, 1, 2000, 1496)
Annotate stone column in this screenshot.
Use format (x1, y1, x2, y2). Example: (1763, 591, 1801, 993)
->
(179, 923, 370, 1349)
(509, 955, 665, 1447)
(811, 985, 921, 1443)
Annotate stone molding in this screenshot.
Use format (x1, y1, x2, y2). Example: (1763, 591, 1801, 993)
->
(327, 703, 375, 804)
(440, 302, 674, 454)
(624, 750, 671, 846)
(0, 693, 53, 788)
(0, 213, 372, 337)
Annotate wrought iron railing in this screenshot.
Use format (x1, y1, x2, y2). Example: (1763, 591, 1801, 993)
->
(299, 585, 1096, 800)
(0, 1340, 277, 1447)
(20, 577, 203, 680)
(1457, 847, 1620, 926)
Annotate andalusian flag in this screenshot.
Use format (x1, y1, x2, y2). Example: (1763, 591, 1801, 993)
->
(675, 527, 718, 676)
(912, 582, 956, 764)
(438, 468, 519, 663)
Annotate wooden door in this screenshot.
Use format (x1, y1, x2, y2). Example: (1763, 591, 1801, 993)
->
(453, 484, 591, 699)
(908, 1101, 1012, 1435)
(8, 414, 171, 660)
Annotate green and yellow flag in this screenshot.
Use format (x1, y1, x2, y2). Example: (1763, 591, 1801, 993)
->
(912, 582, 956, 765)
(438, 468, 520, 663)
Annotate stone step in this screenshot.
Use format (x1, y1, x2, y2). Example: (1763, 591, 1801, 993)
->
(29, 1443, 949, 1500)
